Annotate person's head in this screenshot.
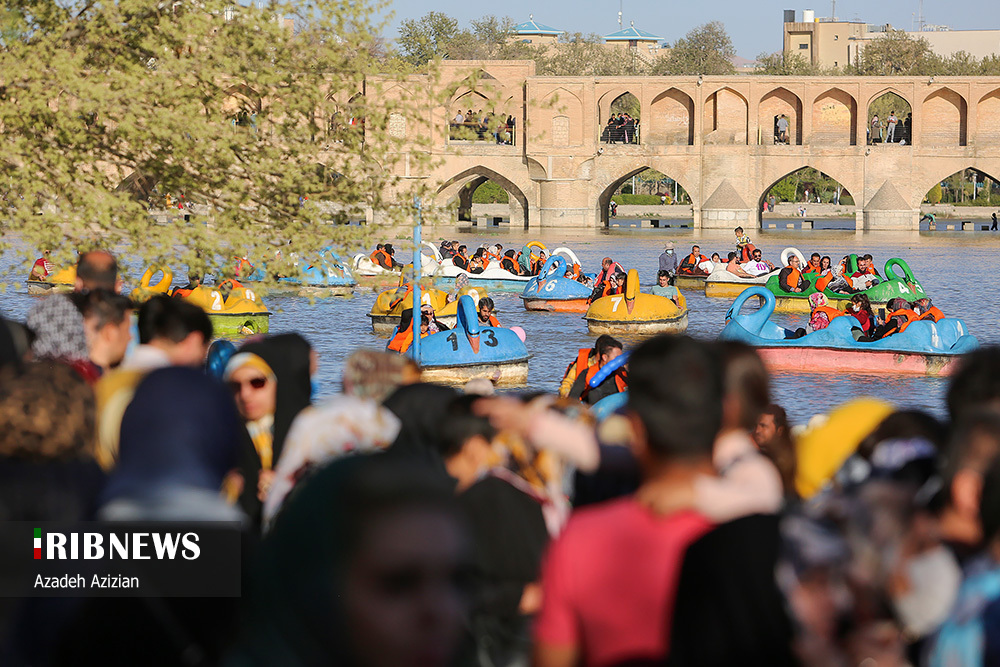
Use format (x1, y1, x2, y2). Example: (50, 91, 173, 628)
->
(0, 360, 95, 462)
(594, 334, 623, 366)
(849, 293, 872, 315)
(608, 272, 620, 289)
(248, 455, 470, 667)
(477, 297, 495, 322)
(420, 315, 430, 335)
(664, 242, 674, 254)
(384, 244, 395, 256)
(342, 350, 418, 402)
(754, 404, 789, 452)
(734, 226, 744, 236)
(810, 253, 820, 264)
(602, 257, 613, 270)
(137, 295, 212, 366)
(711, 253, 721, 262)
(70, 289, 134, 370)
(457, 245, 467, 256)
(752, 248, 763, 261)
(942, 410, 1000, 545)
(820, 256, 831, 271)
(691, 245, 700, 254)
(225, 352, 276, 422)
(472, 248, 485, 259)
(788, 254, 801, 269)
(717, 342, 770, 433)
(657, 269, 670, 286)
(564, 269, 574, 279)
(26, 295, 90, 363)
(186, 272, 202, 288)
(102, 367, 242, 509)
(947, 349, 1000, 424)
(727, 251, 737, 262)
(376, 243, 384, 251)
(437, 395, 497, 491)
(75, 250, 120, 293)
(627, 336, 723, 467)
(503, 249, 516, 259)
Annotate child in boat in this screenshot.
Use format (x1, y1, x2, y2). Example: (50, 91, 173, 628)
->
(848, 294, 877, 341)
(734, 226, 753, 261)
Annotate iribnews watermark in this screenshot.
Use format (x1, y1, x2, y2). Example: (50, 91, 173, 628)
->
(1, 522, 241, 597)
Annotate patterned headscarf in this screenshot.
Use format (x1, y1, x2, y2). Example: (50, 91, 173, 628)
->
(27, 295, 88, 362)
(454, 273, 469, 291)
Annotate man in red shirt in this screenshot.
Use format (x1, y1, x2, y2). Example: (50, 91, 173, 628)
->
(533, 336, 723, 667)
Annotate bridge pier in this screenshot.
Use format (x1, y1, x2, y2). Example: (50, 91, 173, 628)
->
(862, 209, 920, 231)
(700, 207, 756, 230)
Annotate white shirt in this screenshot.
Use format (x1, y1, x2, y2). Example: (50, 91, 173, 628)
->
(741, 261, 772, 277)
(121, 344, 171, 372)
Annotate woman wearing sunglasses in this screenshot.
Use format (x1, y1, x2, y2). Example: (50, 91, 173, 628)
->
(224, 333, 314, 528)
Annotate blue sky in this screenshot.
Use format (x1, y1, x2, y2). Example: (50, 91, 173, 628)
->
(380, 1, 1000, 60)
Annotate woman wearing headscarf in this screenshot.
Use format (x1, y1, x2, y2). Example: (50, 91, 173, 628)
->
(98, 366, 244, 521)
(225, 333, 313, 527)
(382, 383, 461, 475)
(54, 367, 247, 666)
(25, 295, 98, 382)
(229, 455, 471, 667)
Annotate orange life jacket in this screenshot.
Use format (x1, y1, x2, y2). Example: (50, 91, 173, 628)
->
(172, 288, 194, 298)
(783, 267, 802, 291)
(486, 251, 502, 263)
(369, 249, 380, 263)
(481, 314, 500, 327)
(814, 305, 843, 321)
(681, 253, 706, 271)
(374, 249, 393, 270)
(234, 257, 253, 277)
(387, 328, 426, 353)
(568, 263, 582, 280)
(888, 308, 920, 334)
(920, 306, 945, 322)
(803, 261, 822, 275)
(580, 361, 627, 401)
(453, 255, 469, 270)
(815, 272, 834, 292)
(501, 257, 518, 274)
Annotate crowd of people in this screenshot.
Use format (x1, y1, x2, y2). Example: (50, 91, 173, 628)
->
(449, 110, 516, 145)
(6, 249, 1000, 666)
(601, 113, 639, 145)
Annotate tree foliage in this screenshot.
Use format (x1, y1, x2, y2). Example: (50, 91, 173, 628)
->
(847, 30, 937, 75)
(755, 51, 826, 75)
(1, 0, 442, 280)
(396, 13, 534, 67)
(653, 22, 735, 76)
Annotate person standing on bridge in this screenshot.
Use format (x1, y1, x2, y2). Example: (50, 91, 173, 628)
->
(887, 111, 898, 143)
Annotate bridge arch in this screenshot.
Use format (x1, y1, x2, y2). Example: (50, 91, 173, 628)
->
(703, 87, 748, 145)
(598, 90, 641, 144)
(977, 89, 1000, 146)
(648, 88, 694, 146)
(866, 88, 911, 144)
(915, 164, 1000, 209)
(758, 87, 802, 145)
(758, 165, 856, 226)
(811, 88, 857, 146)
(922, 88, 968, 146)
(595, 163, 694, 228)
(436, 165, 530, 229)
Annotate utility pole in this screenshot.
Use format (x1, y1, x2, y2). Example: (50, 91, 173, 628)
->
(831, 0, 836, 20)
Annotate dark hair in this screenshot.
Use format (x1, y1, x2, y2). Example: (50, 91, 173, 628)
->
(458, 245, 467, 253)
(727, 252, 737, 260)
(820, 256, 831, 270)
(383, 243, 394, 254)
(70, 289, 133, 329)
(862, 253, 873, 261)
(628, 336, 723, 459)
(138, 295, 213, 345)
(438, 395, 497, 459)
(420, 314, 430, 327)
(734, 226, 744, 234)
(980, 452, 1000, 544)
(811, 253, 820, 260)
(478, 297, 495, 312)
(376, 243, 383, 250)
(943, 410, 1000, 486)
(761, 404, 789, 434)
(595, 334, 623, 359)
(657, 269, 670, 280)
(718, 342, 769, 431)
(759, 404, 795, 495)
(473, 248, 485, 258)
(76, 251, 118, 290)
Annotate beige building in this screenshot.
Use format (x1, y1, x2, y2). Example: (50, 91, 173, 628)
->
(783, 10, 1000, 70)
(603, 23, 664, 59)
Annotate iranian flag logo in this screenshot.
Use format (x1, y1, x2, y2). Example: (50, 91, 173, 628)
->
(34, 528, 41, 559)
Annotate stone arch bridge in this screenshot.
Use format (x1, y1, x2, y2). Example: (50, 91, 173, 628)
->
(371, 61, 1000, 230)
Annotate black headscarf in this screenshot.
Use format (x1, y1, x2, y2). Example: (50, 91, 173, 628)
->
(382, 382, 459, 475)
(0, 315, 19, 371)
(236, 333, 313, 526)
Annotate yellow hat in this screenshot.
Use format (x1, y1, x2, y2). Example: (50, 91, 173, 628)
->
(795, 398, 894, 499)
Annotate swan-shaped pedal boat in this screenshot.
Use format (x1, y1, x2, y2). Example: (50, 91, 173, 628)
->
(426, 242, 571, 293)
(275, 249, 357, 296)
(585, 269, 688, 335)
(130, 268, 270, 337)
(368, 282, 487, 336)
(766, 250, 926, 313)
(352, 243, 437, 288)
(520, 254, 593, 312)
(390, 294, 530, 386)
(719, 286, 976, 377)
(26, 266, 76, 295)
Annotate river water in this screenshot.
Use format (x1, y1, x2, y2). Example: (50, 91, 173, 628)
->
(2, 221, 997, 426)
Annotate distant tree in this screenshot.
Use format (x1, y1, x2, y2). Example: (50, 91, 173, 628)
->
(848, 30, 937, 75)
(755, 51, 824, 75)
(397, 12, 460, 66)
(926, 183, 943, 205)
(536, 33, 645, 76)
(653, 22, 735, 75)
